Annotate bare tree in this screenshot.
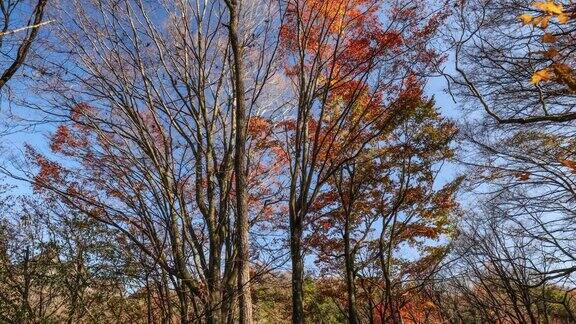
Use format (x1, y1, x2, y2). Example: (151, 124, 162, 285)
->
(17, 0, 282, 322)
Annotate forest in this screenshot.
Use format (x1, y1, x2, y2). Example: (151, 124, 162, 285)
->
(0, 0, 574, 323)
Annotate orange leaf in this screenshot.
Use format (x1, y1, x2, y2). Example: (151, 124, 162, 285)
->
(559, 159, 576, 173)
(542, 33, 556, 43)
(539, 15, 551, 28)
(515, 172, 531, 181)
(543, 48, 559, 58)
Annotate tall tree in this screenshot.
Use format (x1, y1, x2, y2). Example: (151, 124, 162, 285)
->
(447, 1, 576, 314)
(308, 93, 460, 323)
(21, 0, 282, 322)
(278, 0, 447, 321)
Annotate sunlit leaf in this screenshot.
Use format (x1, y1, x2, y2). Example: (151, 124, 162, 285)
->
(530, 68, 552, 84)
(533, 1, 564, 15)
(557, 13, 570, 23)
(518, 13, 534, 24)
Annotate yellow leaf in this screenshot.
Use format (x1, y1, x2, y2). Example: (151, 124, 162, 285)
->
(519, 13, 534, 24)
(533, 1, 564, 15)
(557, 13, 570, 24)
(542, 33, 556, 43)
(531, 16, 552, 29)
(531, 68, 552, 84)
(539, 15, 551, 28)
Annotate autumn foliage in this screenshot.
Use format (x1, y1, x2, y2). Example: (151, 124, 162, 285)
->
(3, 0, 576, 323)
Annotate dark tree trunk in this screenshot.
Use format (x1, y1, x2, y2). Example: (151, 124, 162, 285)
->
(290, 211, 305, 324)
(225, 0, 253, 322)
(344, 216, 359, 324)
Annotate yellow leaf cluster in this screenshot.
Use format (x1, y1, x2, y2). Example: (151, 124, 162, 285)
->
(533, 1, 564, 15)
(533, 15, 552, 28)
(521, 2, 575, 89)
(529, 64, 576, 91)
(518, 1, 571, 27)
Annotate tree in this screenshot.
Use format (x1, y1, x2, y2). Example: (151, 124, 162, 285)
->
(21, 0, 282, 322)
(308, 94, 460, 323)
(447, 2, 576, 321)
(458, 123, 576, 290)
(224, 0, 254, 321)
(0, 193, 141, 323)
(278, 0, 448, 321)
(433, 208, 576, 323)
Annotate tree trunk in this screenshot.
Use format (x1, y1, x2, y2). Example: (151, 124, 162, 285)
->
(225, 1, 253, 323)
(344, 216, 359, 324)
(290, 210, 305, 324)
(206, 242, 222, 324)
